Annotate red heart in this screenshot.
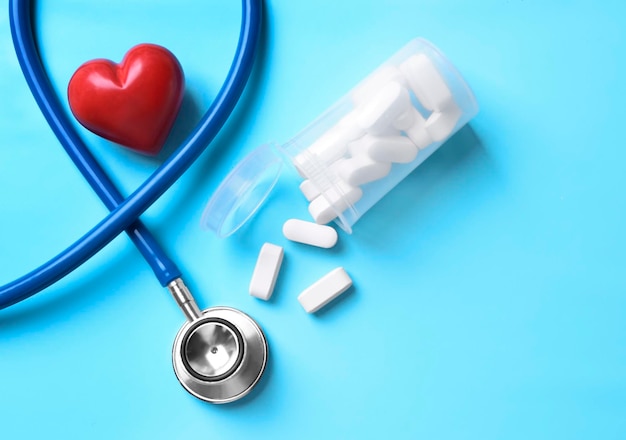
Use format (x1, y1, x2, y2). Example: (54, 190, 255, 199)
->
(68, 43, 185, 156)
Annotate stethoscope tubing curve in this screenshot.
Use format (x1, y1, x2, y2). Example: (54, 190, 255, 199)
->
(1, 0, 263, 309)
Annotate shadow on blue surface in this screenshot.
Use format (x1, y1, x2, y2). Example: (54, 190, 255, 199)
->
(152, 8, 273, 225)
(0, 247, 145, 328)
(353, 124, 489, 248)
(312, 283, 356, 319)
(156, 89, 205, 162)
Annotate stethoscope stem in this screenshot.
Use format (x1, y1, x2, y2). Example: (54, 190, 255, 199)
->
(167, 278, 202, 321)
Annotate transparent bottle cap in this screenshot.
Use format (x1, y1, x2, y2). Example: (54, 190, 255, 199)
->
(201, 143, 283, 237)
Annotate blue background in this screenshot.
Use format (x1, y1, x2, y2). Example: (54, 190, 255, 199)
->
(1, 0, 625, 438)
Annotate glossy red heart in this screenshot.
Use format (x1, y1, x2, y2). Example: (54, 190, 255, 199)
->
(68, 43, 184, 156)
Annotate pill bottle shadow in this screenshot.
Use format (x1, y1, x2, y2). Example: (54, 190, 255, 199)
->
(351, 125, 487, 249)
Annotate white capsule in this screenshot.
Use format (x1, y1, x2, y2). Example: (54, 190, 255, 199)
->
(292, 155, 310, 178)
(404, 107, 433, 150)
(393, 107, 417, 131)
(329, 157, 349, 177)
(299, 179, 321, 202)
(336, 111, 367, 140)
(336, 154, 392, 186)
(283, 219, 338, 248)
(400, 54, 453, 111)
(322, 179, 362, 215)
(307, 179, 363, 224)
(357, 81, 411, 135)
(249, 243, 284, 300)
(348, 134, 418, 164)
(329, 179, 363, 205)
(351, 65, 407, 106)
(298, 267, 353, 313)
(425, 105, 462, 141)
(306, 129, 350, 164)
(308, 196, 338, 225)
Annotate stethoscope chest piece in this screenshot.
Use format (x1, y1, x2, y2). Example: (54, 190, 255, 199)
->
(172, 307, 268, 403)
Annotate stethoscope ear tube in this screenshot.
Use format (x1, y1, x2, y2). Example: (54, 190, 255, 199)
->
(2, 0, 263, 308)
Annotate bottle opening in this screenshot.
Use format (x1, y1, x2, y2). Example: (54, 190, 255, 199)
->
(201, 144, 283, 238)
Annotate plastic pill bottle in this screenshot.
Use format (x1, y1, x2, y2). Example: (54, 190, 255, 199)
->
(202, 38, 478, 237)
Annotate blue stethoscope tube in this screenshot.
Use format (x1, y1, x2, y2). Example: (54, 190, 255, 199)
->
(2, 0, 262, 309)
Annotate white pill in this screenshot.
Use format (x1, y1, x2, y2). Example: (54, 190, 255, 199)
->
(425, 105, 462, 141)
(336, 154, 392, 186)
(357, 81, 411, 135)
(400, 54, 453, 111)
(349, 134, 418, 164)
(393, 108, 417, 131)
(329, 179, 363, 204)
(308, 196, 338, 225)
(351, 65, 407, 106)
(329, 157, 349, 177)
(404, 108, 433, 149)
(299, 179, 321, 202)
(298, 267, 353, 313)
(307, 179, 363, 224)
(283, 219, 338, 248)
(305, 129, 350, 164)
(336, 111, 367, 140)
(249, 243, 284, 300)
(292, 155, 310, 178)
(307, 177, 362, 224)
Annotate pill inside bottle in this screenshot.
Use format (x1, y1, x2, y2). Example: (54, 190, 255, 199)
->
(201, 38, 478, 238)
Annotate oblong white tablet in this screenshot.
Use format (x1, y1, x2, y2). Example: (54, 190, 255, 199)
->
(336, 154, 392, 186)
(357, 81, 411, 135)
(298, 267, 353, 313)
(351, 65, 407, 106)
(336, 111, 367, 140)
(349, 134, 418, 164)
(307, 179, 363, 224)
(283, 219, 338, 248)
(393, 108, 417, 131)
(305, 129, 350, 164)
(404, 108, 433, 149)
(299, 179, 321, 202)
(425, 105, 462, 141)
(308, 196, 338, 225)
(400, 54, 453, 111)
(249, 243, 284, 300)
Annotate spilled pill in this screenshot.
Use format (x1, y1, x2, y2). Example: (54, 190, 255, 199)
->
(283, 219, 338, 248)
(249, 243, 284, 300)
(298, 267, 353, 313)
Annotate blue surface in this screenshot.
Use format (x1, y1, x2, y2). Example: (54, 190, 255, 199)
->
(1, 1, 625, 438)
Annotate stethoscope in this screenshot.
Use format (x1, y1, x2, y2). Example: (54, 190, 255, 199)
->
(3, 0, 267, 403)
